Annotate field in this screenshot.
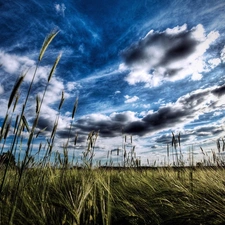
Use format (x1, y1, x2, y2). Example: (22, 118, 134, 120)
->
(1, 32, 225, 225)
(1, 166, 225, 225)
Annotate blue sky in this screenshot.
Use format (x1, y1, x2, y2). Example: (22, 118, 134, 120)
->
(1, 0, 225, 165)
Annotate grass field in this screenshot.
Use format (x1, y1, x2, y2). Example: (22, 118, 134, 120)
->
(1, 32, 225, 225)
(1, 166, 225, 225)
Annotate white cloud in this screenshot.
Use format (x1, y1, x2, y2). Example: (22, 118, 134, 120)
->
(165, 24, 187, 35)
(213, 111, 223, 117)
(0, 50, 34, 74)
(208, 58, 221, 69)
(115, 90, 121, 94)
(118, 63, 127, 72)
(124, 70, 152, 86)
(141, 104, 151, 109)
(42, 77, 65, 105)
(0, 50, 60, 85)
(54, 3, 66, 17)
(124, 95, 139, 103)
(83, 113, 110, 123)
(66, 81, 80, 92)
(122, 24, 220, 87)
(191, 73, 202, 81)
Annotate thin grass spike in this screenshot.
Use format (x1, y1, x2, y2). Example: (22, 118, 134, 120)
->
(172, 132, 175, 147)
(36, 95, 40, 113)
(0, 114, 8, 138)
(222, 138, 225, 152)
(13, 93, 20, 112)
(14, 115, 19, 134)
(4, 123, 10, 140)
(8, 75, 24, 109)
(48, 52, 62, 82)
(74, 133, 78, 145)
(22, 115, 30, 132)
(178, 132, 181, 146)
(38, 30, 59, 61)
(58, 90, 65, 110)
(72, 97, 78, 119)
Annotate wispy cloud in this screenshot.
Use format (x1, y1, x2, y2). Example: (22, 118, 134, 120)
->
(54, 3, 66, 17)
(121, 24, 220, 87)
(124, 95, 139, 103)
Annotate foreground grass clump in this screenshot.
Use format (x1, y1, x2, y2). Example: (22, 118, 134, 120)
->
(1, 167, 225, 225)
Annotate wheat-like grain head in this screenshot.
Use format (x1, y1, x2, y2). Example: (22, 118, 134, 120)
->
(38, 30, 59, 61)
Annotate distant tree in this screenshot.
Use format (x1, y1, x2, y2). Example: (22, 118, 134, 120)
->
(0, 151, 16, 168)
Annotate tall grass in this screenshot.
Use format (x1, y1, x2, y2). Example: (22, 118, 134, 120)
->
(2, 167, 225, 225)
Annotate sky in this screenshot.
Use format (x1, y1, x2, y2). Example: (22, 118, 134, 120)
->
(1, 0, 225, 166)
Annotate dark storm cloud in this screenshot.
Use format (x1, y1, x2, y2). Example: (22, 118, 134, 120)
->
(195, 126, 216, 133)
(142, 107, 187, 127)
(121, 24, 219, 86)
(111, 113, 130, 122)
(36, 116, 54, 132)
(212, 127, 224, 135)
(178, 89, 210, 107)
(121, 107, 188, 136)
(211, 84, 225, 97)
(122, 28, 199, 69)
(56, 130, 76, 139)
(154, 135, 172, 145)
(154, 133, 190, 145)
(123, 121, 147, 135)
(75, 118, 122, 137)
(72, 84, 225, 139)
(195, 125, 224, 136)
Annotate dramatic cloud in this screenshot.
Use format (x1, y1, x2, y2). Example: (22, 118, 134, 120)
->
(71, 84, 225, 139)
(121, 24, 220, 87)
(1, 0, 225, 162)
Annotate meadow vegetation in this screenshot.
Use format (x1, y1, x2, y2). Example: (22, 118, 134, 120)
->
(1, 31, 225, 225)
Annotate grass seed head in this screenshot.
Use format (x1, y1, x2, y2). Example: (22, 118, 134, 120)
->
(58, 90, 65, 110)
(72, 97, 78, 119)
(36, 95, 40, 114)
(38, 30, 59, 61)
(48, 52, 62, 82)
(8, 75, 24, 109)
(4, 123, 10, 140)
